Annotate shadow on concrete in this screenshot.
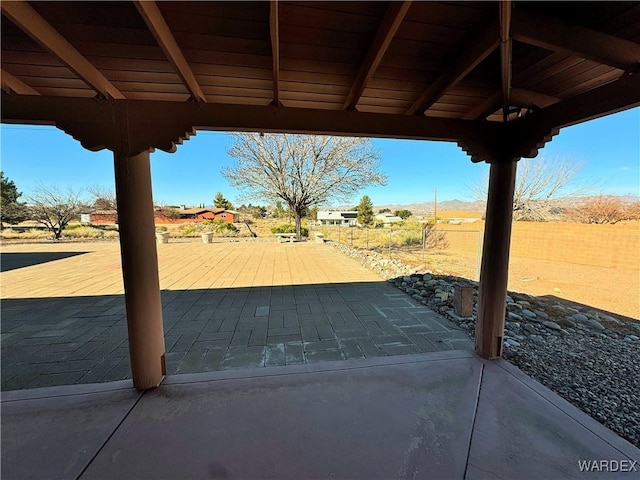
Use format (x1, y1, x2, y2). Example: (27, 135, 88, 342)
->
(0, 282, 472, 391)
(0, 252, 89, 272)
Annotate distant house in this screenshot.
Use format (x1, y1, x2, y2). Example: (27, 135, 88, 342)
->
(375, 212, 402, 225)
(177, 207, 239, 223)
(317, 210, 358, 226)
(85, 210, 118, 225)
(86, 206, 240, 225)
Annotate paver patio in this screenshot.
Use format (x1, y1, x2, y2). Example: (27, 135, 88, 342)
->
(1, 240, 471, 390)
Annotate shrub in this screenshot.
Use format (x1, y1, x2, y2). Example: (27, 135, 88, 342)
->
(62, 226, 120, 239)
(181, 224, 198, 235)
(569, 197, 629, 224)
(401, 232, 422, 246)
(201, 219, 239, 236)
(271, 223, 308, 237)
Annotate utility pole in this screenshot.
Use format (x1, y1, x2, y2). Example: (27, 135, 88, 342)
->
(433, 187, 437, 224)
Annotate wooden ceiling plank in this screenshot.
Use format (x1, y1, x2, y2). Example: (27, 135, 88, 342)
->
(1, 69, 40, 95)
(500, 0, 512, 121)
(343, 1, 411, 110)
(270, 0, 280, 106)
(405, 21, 499, 115)
(134, 1, 206, 103)
(1, 0, 124, 99)
(519, 73, 640, 131)
(511, 10, 640, 72)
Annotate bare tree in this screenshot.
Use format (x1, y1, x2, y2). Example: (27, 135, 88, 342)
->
(223, 133, 387, 239)
(472, 156, 584, 221)
(26, 185, 89, 239)
(87, 185, 117, 212)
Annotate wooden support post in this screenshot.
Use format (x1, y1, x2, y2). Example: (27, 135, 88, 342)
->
(114, 150, 166, 389)
(475, 160, 517, 358)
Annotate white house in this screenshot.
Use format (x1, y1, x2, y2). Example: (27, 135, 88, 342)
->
(317, 210, 358, 226)
(375, 212, 402, 225)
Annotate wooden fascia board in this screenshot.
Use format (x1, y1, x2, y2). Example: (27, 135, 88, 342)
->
(405, 21, 500, 116)
(511, 11, 640, 72)
(1, 0, 124, 99)
(343, 1, 411, 111)
(0, 94, 501, 158)
(134, 1, 206, 103)
(270, 0, 280, 106)
(1, 69, 40, 95)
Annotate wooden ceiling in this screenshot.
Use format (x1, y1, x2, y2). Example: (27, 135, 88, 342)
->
(1, 1, 639, 159)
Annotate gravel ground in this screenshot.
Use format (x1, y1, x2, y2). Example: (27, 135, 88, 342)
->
(330, 241, 640, 449)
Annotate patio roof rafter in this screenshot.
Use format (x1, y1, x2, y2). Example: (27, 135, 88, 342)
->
(499, 0, 512, 121)
(512, 10, 640, 72)
(405, 20, 500, 116)
(0, 68, 40, 96)
(270, 0, 281, 107)
(0, 0, 125, 99)
(134, 1, 206, 103)
(343, 0, 412, 111)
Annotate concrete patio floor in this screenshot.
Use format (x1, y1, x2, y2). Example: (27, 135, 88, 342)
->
(2, 350, 639, 480)
(1, 241, 471, 391)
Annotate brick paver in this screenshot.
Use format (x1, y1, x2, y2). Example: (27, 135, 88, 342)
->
(1, 240, 471, 390)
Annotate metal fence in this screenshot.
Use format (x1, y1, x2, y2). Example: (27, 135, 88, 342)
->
(310, 224, 484, 280)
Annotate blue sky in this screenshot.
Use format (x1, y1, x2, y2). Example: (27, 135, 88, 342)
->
(1, 107, 638, 208)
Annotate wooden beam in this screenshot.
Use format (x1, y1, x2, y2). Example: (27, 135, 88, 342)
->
(1, 0, 124, 99)
(134, 1, 206, 103)
(464, 88, 560, 121)
(0, 94, 502, 157)
(405, 21, 499, 116)
(500, 1, 512, 122)
(1, 69, 40, 95)
(512, 10, 640, 72)
(343, 1, 411, 111)
(270, 0, 280, 106)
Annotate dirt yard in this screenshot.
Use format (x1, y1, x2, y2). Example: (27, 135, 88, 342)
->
(415, 220, 640, 320)
(315, 210, 639, 320)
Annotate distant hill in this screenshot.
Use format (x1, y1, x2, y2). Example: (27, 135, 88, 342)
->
(371, 199, 486, 215)
(332, 195, 638, 216)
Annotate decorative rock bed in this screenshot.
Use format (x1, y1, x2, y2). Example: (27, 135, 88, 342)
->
(329, 241, 640, 448)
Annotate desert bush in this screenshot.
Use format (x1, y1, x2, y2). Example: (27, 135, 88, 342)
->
(423, 223, 449, 250)
(569, 197, 630, 224)
(181, 224, 198, 236)
(201, 219, 239, 236)
(400, 231, 422, 246)
(0, 228, 51, 239)
(271, 223, 308, 237)
(63, 226, 119, 239)
(625, 201, 640, 220)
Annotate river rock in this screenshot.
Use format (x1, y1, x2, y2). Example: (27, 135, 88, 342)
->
(543, 321, 562, 331)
